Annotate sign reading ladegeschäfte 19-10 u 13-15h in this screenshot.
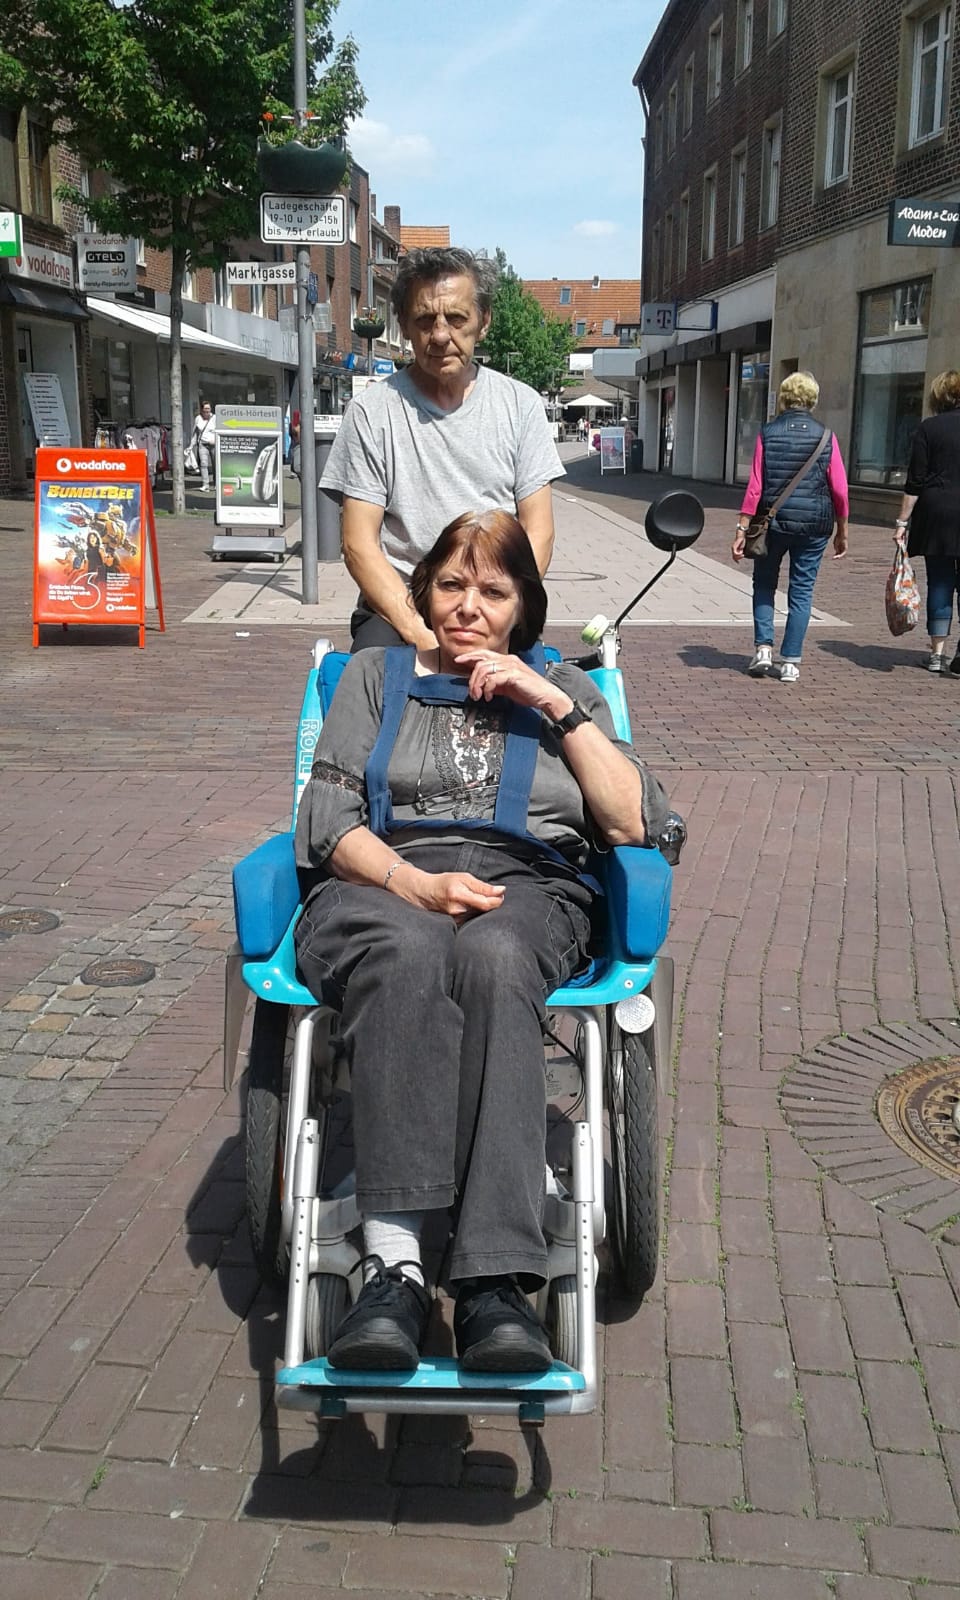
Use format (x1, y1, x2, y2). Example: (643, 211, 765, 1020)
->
(259, 193, 346, 245)
(888, 197, 960, 247)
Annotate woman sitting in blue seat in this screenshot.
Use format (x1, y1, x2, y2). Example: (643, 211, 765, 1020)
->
(294, 509, 670, 1372)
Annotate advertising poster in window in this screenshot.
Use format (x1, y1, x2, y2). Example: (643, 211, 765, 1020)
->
(32, 448, 164, 648)
(214, 405, 284, 526)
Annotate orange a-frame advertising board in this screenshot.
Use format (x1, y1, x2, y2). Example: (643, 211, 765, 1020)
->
(32, 447, 165, 648)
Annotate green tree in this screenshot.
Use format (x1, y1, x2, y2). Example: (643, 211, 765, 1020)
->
(484, 249, 578, 397)
(0, 1, 364, 510)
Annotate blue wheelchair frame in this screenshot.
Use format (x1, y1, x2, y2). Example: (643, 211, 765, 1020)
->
(225, 643, 675, 1421)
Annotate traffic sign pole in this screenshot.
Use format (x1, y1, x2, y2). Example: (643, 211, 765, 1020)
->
(293, 0, 320, 600)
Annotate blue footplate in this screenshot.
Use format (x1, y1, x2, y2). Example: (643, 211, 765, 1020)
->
(276, 1355, 586, 1392)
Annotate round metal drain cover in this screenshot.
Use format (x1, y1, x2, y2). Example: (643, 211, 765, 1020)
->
(0, 908, 61, 937)
(79, 956, 156, 987)
(876, 1056, 960, 1184)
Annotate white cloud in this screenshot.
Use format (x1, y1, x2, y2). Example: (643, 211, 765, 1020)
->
(573, 220, 620, 238)
(348, 116, 435, 177)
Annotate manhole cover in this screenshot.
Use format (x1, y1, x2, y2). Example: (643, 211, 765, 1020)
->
(876, 1056, 960, 1184)
(0, 908, 61, 937)
(79, 956, 156, 987)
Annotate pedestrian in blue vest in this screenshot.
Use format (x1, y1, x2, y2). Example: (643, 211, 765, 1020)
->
(732, 372, 849, 682)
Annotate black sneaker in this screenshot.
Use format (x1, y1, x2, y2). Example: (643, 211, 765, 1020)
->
(454, 1277, 553, 1372)
(326, 1257, 430, 1371)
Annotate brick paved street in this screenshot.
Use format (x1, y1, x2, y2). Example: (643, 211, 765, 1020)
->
(1, 460, 958, 1598)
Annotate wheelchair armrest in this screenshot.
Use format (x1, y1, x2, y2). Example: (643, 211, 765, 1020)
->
(604, 845, 672, 961)
(233, 833, 300, 959)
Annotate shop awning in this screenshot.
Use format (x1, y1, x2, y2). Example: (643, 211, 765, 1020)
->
(86, 296, 247, 353)
(0, 280, 89, 321)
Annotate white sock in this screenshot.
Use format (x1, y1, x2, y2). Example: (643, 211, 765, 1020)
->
(362, 1212, 426, 1286)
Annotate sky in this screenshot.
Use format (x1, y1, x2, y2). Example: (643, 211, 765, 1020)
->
(337, 0, 665, 282)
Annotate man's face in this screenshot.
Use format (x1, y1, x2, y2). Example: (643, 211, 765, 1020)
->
(401, 273, 490, 383)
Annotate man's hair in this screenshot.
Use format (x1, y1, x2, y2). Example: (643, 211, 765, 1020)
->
(409, 510, 547, 652)
(391, 247, 499, 322)
(929, 370, 960, 412)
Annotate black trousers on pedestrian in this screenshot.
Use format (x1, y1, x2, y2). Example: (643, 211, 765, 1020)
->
(294, 843, 594, 1284)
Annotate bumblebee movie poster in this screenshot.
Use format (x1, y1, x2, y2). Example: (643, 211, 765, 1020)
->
(34, 479, 143, 625)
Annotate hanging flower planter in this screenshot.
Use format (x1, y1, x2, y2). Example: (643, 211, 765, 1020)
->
(353, 314, 385, 342)
(256, 134, 348, 196)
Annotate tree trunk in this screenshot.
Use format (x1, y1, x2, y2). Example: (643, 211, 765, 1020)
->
(169, 245, 187, 516)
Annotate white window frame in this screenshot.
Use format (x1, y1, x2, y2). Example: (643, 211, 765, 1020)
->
(702, 166, 718, 260)
(736, 0, 754, 74)
(678, 191, 690, 276)
(654, 107, 664, 171)
(667, 83, 678, 153)
(825, 64, 854, 186)
(559, 285, 572, 305)
(348, 200, 358, 243)
(760, 116, 782, 231)
(730, 145, 748, 246)
(768, 0, 787, 41)
(250, 282, 265, 316)
(909, 4, 951, 147)
(213, 266, 234, 309)
(707, 19, 723, 103)
(682, 53, 695, 132)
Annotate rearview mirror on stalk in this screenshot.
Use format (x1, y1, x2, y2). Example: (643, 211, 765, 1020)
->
(644, 490, 704, 553)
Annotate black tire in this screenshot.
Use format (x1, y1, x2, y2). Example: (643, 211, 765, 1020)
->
(545, 1274, 578, 1367)
(606, 1024, 660, 1298)
(305, 1273, 349, 1359)
(245, 999, 292, 1288)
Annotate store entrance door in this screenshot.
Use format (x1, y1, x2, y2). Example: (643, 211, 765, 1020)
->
(16, 325, 35, 471)
(659, 385, 676, 472)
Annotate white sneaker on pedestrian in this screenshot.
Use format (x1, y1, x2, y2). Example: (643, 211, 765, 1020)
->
(747, 646, 773, 676)
(779, 662, 800, 683)
(927, 651, 946, 673)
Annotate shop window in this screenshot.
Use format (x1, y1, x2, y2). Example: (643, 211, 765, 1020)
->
(729, 145, 747, 246)
(736, 0, 754, 74)
(682, 54, 695, 133)
(824, 63, 854, 187)
(760, 116, 782, 231)
(851, 278, 931, 487)
(707, 20, 723, 104)
(909, 4, 951, 147)
(702, 167, 717, 260)
(735, 352, 770, 480)
(678, 191, 690, 276)
(769, 0, 787, 41)
(0, 108, 18, 210)
(26, 117, 52, 220)
(667, 83, 678, 154)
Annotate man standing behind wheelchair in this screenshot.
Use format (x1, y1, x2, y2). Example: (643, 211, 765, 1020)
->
(319, 245, 564, 652)
(294, 510, 670, 1372)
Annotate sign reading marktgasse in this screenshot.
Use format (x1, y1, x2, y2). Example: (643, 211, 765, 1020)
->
(888, 197, 960, 248)
(214, 406, 284, 527)
(259, 193, 346, 245)
(226, 261, 296, 285)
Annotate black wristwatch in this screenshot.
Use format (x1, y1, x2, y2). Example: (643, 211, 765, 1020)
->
(547, 699, 593, 739)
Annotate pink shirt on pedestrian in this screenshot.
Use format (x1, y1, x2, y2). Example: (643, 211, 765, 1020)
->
(740, 431, 849, 518)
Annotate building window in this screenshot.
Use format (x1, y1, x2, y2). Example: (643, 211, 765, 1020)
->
(136, 238, 146, 267)
(667, 83, 678, 153)
(735, 353, 771, 480)
(602, 317, 615, 335)
(769, 0, 787, 40)
(730, 145, 747, 245)
(574, 318, 587, 336)
(250, 282, 265, 316)
(707, 20, 723, 103)
(350, 289, 360, 325)
(910, 5, 951, 146)
(825, 64, 854, 186)
(214, 266, 233, 308)
(348, 201, 358, 243)
(682, 53, 695, 132)
(182, 269, 195, 301)
(678, 191, 690, 276)
(649, 223, 661, 299)
(736, 0, 754, 73)
(760, 116, 782, 230)
(26, 117, 52, 220)
(852, 278, 931, 486)
(559, 285, 571, 305)
(702, 168, 718, 260)
(653, 107, 664, 171)
(0, 108, 18, 210)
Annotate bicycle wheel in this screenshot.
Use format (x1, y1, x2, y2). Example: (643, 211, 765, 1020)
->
(606, 1023, 660, 1297)
(245, 999, 293, 1288)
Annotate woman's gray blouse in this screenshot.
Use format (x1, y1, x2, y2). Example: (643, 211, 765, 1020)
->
(294, 649, 669, 872)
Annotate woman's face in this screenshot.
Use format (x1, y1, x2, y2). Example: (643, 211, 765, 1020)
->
(429, 556, 523, 661)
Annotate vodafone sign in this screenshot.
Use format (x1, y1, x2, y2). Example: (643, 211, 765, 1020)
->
(11, 242, 75, 290)
(43, 450, 131, 477)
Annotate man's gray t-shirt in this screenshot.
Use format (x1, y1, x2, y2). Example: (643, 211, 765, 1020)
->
(319, 365, 565, 576)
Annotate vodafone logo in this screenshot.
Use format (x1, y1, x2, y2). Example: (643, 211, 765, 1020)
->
(56, 457, 127, 472)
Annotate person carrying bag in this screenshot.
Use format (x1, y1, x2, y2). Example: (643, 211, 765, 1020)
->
(732, 372, 849, 683)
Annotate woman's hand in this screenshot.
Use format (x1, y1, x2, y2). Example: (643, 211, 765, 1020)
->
(392, 864, 505, 922)
(833, 526, 849, 559)
(731, 530, 746, 563)
(454, 650, 574, 721)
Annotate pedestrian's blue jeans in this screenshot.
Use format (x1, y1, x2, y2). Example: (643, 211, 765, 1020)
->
(924, 554, 960, 638)
(752, 529, 831, 662)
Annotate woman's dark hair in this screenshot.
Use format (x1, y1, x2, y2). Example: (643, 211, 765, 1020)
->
(409, 510, 547, 652)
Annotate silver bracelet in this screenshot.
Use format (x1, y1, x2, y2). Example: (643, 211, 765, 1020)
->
(383, 861, 403, 890)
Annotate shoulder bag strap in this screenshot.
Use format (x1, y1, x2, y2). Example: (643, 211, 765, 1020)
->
(765, 428, 832, 521)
